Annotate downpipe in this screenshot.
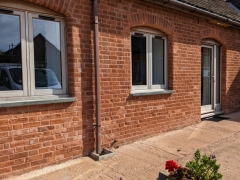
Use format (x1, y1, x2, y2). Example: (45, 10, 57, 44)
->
(93, 0, 101, 154)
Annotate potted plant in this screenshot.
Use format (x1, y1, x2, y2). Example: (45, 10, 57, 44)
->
(164, 150, 223, 180)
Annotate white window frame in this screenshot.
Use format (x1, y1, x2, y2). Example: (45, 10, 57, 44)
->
(0, 6, 67, 99)
(28, 13, 67, 96)
(0, 11, 28, 98)
(131, 27, 168, 91)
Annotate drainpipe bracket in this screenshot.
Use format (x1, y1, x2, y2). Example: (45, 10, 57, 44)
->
(93, 123, 101, 127)
(92, 20, 99, 24)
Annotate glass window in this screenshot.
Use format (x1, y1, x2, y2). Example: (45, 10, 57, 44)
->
(131, 35, 146, 85)
(9, 68, 22, 85)
(0, 13, 23, 91)
(152, 37, 164, 85)
(216, 46, 220, 104)
(201, 47, 212, 106)
(0, 6, 66, 98)
(131, 30, 167, 90)
(0, 69, 12, 90)
(35, 69, 60, 88)
(33, 19, 62, 89)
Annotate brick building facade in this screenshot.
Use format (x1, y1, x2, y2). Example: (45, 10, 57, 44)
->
(0, 0, 240, 178)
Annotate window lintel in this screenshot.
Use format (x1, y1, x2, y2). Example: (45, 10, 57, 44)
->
(131, 26, 167, 37)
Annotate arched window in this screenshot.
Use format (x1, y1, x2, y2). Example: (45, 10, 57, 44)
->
(0, 1, 67, 99)
(130, 27, 168, 91)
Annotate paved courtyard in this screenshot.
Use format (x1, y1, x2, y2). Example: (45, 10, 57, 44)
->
(7, 112, 240, 180)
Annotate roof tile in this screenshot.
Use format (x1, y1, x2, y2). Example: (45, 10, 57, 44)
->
(177, 0, 240, 22)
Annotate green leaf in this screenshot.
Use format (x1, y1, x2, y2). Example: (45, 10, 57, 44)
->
(185, 150, 223, 180)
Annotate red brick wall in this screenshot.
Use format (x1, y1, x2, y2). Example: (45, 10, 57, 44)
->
(0, 0, 95, 178)
(0, 0, 240, 178)
(98, 0, 240, 149)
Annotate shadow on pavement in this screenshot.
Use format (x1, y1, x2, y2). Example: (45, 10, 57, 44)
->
(201, 116, 230, 122)
(157, 172, 171, 180)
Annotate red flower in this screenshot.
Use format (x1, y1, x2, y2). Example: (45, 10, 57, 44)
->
(165, 160, 178, 172)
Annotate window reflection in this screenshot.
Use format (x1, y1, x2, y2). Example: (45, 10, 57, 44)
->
(33, 19, 62, 89)
(0, 13, 23, 91)
(201, 47, 212, 106)
(131, 36, 146, 85)
(216, 46, 220, 104)
(152, 38, 164, 85)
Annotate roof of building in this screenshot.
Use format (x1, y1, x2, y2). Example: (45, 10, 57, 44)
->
(149, 0, 240, 24)
(178, 0, 240, 22)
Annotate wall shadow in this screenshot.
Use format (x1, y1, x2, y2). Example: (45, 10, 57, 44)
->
(225, 70, 240, 114)
(79, 2, 95, 156)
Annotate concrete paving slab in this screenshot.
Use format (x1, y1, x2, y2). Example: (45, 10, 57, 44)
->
(6, 111, 240, 180)
(7, 158, 104, 180)
(221, 112, 240, 121)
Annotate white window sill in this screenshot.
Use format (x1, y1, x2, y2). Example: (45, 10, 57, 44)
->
(130, 89, 174, 96)
(0, 95, 76, 108)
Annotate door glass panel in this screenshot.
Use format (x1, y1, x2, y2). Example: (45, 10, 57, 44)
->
(33, 18, 62, 89)
(152, 38, 164, 85)
(216, 46, 220, 104)
(0, 13, 23, 91)
(201, 47, 212, 106)
(131, 35, 146, 85)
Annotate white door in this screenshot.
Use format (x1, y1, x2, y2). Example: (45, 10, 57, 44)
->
(201, 44, 221, 114)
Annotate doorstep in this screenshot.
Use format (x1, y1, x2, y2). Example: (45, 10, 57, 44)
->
(201, 111, 223, 118)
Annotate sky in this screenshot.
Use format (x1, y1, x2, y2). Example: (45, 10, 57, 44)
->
(0, 14, 20, 52)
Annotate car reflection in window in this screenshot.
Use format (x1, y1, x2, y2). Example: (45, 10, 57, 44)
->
(0, 67, 61, 90)
(35, 69, 60, 87)
(9, 68, 23, 85)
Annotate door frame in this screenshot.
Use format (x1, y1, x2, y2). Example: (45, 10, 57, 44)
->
(201, 39, 222, 115)
(201, 45, 214, 113)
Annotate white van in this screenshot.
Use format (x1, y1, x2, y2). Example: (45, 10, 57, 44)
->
(0, 65, 61, 90)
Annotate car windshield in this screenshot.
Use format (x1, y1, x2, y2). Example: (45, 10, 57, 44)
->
(9, 68, 59, 87)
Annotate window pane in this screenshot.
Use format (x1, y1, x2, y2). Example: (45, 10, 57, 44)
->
(33, 18, 62, 89)
(152, 38, 164, 85)
(216, 46, 220, 104)
(0, 13, 23, 91)
(131, 35, 146, 85)
(201, 47, 212, 106)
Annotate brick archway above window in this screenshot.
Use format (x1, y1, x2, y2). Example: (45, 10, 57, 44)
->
(200, 28, 227, 45)
(23, 0, 76, 16)
(129, 13, 175, 35)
